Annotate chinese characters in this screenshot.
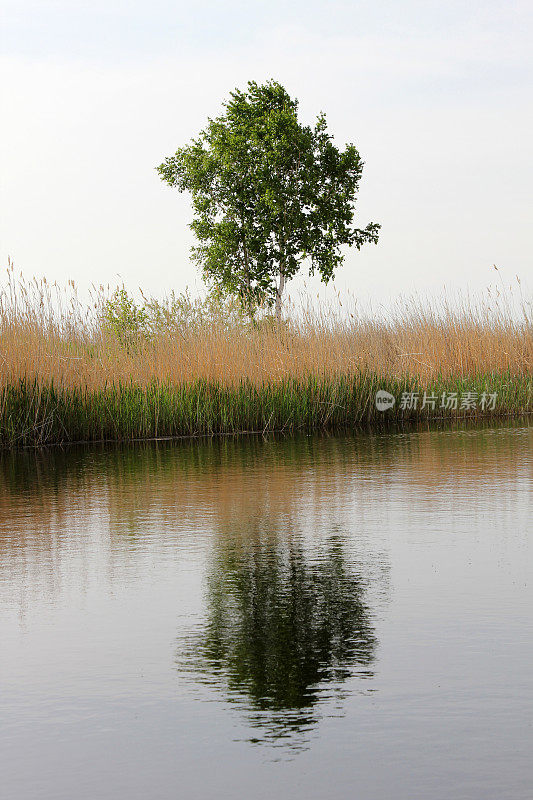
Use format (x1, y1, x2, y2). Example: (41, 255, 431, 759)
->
(398, 391, 497, 412)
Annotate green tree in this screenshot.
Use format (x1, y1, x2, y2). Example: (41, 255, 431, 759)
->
(158, 80, 380, 319)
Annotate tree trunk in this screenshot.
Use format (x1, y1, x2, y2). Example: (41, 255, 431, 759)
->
(240, 217, 254, 318)
(275, 270, 285, 321)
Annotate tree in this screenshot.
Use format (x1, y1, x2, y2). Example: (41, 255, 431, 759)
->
(157, 80, 380, 320)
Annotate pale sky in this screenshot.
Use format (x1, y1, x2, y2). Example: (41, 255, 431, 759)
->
(1, 0, 532, 308)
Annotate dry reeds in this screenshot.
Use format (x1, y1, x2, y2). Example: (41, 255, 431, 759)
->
(0, 263, 531, 447)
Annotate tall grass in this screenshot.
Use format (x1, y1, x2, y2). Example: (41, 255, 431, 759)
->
(0, 263, 531, 447)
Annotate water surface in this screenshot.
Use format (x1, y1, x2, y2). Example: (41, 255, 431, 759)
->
(1, 422, 532, 799)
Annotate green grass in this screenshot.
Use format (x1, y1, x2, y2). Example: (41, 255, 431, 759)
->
(0, 371, 530, 448)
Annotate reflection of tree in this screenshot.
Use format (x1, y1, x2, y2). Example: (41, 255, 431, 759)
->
(179, 530, 377, 747)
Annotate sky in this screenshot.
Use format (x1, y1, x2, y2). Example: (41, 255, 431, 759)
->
(1, 0, 532, 309)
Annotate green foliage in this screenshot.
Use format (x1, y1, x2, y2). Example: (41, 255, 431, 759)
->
(0, 372, 529, 448)
(102, 289, 151, 348)
(157, 80, 380, 317)
(102, 287, 248, 346)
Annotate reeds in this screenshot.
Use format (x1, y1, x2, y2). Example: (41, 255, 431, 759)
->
(0, 264, 531, 447)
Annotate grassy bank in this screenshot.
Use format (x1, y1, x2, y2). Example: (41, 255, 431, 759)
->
(0, 269, 531, 447)
(1, 372, 531, 448)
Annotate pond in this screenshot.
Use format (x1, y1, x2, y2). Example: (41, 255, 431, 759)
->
(1, 422, 532, 799)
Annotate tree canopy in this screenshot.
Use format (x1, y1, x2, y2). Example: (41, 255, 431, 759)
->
(158, 80, 380, 318)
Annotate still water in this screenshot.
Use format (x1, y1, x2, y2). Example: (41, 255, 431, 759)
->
(0, 422, 532, 799)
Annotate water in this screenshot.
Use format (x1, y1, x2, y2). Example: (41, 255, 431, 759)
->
(0, 422, 532, 800)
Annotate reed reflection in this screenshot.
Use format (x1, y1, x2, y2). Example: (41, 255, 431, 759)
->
(0, 418, 529, 608)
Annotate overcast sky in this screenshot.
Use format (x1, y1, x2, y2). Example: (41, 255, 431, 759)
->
(1, 0, 532, 308)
